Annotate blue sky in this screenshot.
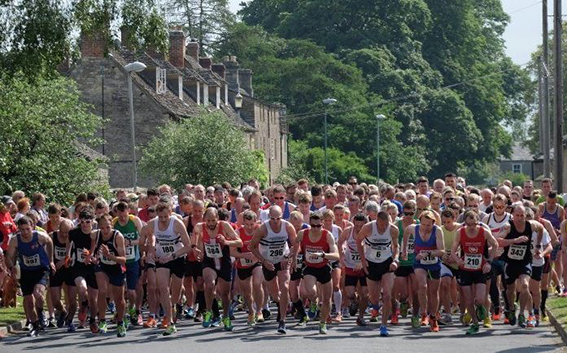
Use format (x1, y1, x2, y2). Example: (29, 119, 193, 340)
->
(228, 0, 563, 66)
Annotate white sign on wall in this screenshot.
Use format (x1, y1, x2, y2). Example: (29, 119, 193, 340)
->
(156, 68, 166, 94)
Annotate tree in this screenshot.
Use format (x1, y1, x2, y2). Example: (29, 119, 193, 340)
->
(139, 111, 267, 189)
(0, 73, 107, 204)
(121, 0, 169, 53)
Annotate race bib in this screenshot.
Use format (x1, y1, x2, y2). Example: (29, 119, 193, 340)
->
(55, 246, 66, 261)
(508, 244, 527, 261)
(420, 250, 438, 265)
(76, 248, 87, 263)
(464, 254, 482, 270)
(125, 246, 136, 260)
(350, 251, 361, 263)
(267, 245, 285, 262)
(205, 243, 223, 258)
(407, 238, 415, 253)
(296, 253, 304, 268)
(306, 250, 324, 264)
(239, 256, 255, 266)
(368, 245, 391, 262)
(23, 254, 40, 267)
(101, 252, 116, 265)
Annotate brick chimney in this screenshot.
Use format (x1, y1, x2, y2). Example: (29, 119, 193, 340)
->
(186, 40, 199, 62)
(211, 64, 226, 79)
(80, 31, 106, 58)
(169, 29, 185, 69)
(199, 57, 212, 70)
(238, 69, 253, 97)
(223, 56, 239, 92)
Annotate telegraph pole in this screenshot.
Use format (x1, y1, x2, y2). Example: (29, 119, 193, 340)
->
(543, 1, 551, 177)
(554, 0, 563, 192)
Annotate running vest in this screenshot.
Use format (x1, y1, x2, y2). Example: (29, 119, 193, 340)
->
(282, 202, 292, 220)
(259, 220, 290, 264)
(95, 229, 123, 271)
(542, 204, 561, 230)
(185, 215, 200, 261)
(328, 224, 341, 243)
(230, 208, 238, 223)
(459, 226, 486, 272)
(532, 227, 550, 267)
(202, 221, 231, 261)
(236, 226, 257, 269)
(442, 224, 459, 269)
(502, 221, 533, 265)
(301, 228, 330, 268)
(398, 219, 416, 266)
(414, 225, 440, 266)
(363, 221, 393, 264)
(69, 227, 92, 267)
(113, 216, 139, 264)
(17, 231, 50, 271)
(52, 231, 67, 262)
(486, 212, 511, 234)
(343, 227, 362, 269)
(154, 217, 183, 258)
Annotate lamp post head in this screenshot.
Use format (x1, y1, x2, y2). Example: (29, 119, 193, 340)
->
(376, 114, 386, 121)
(235, 92, 243, 109)
(124, 61, 147, 73)
(323, 98, 337, 105)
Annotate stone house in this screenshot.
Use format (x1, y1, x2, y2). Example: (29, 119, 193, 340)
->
(65, 28, 287, 188)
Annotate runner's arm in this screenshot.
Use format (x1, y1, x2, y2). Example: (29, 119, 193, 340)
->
(5, 236, 17, 270)
(484, 229, 498, 261)
(173, 218, 191, 258)
(221, 222, 243, 247)
(324, 231, 340, 262)
(249, 224, 267, 264)
(432, 226, 445, 258)
(111, 231, 127, 265)
(390, 224, 399, 262)
(38, 231, 54, 264)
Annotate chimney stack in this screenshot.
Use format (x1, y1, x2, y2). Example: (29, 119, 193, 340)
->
(169, 29, 186, 69)
(223, 56, 239, 92)
(80, 31, 106, 58)
(186, 40, 199, 62)
(199, 57, 212, 70)
(212, 64, 226, 79)
(238, 69, 253, 97)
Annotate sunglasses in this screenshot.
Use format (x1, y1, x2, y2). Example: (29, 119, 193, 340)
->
(80, 219, 93, 223)
(494, 205, 505, 210)
(445, 197, 455, 201)
(310, 224, 322, 228)
(417, 208, 428, 211)
(403, 212, 415, 216)
(270, 217, 281, 221)
(349, 182, 357, 185)
(243, 215, 254, 221)
(274, 197, 285, 200)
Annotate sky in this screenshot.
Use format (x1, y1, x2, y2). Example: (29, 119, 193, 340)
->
(227, 0, 564, 66)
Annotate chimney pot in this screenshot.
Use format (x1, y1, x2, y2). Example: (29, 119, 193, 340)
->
(186, 40, 199, 62)
(199, 57, 212, 70)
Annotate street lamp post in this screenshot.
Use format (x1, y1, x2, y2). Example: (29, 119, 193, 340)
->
(376, 114, 386, 184)
(124, 61, 147, 192)
(323, 98, 337, 185)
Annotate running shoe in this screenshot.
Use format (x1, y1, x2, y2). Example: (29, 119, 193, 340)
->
(463, 312, 472, 325)
(27, 325, 38, 337)
(160, 318, 168, 329)
(420, 313, 429, 326)
(98, 320, 108, 334)
(262, 308, 272, 320)
(202, 311, 212, 328)
(527, 315, 535, 328)
(508, 312, 517, 326)
(144, 316, 157, 328)
(380, 325, 389, 337)
(483, 316, 492, 328)
(349, 301, 359, 317)
(223, 317, 234, 331)
(535, 314, 541, 327)
(56, 311, 67, 328)
(47, 317, 55, 328)
(308, 303, 318, 320)
(465, 323, 479, 335)
(136, 313, 143, 326)
(332, 313, 343, 323)
(430, 316, 439, 332)
(400, 302, 409, 318)
(518, 314, 526, 328)
(211, 316, 221, 327)
(411, 316, 420, 329)
(78, 303, 88, 323)
(162, 324, 177, 336)
(296, 315, 308, 327)
(356, 317, 367, 326)
(117, 322, 126, 338)
(319, 322, 327, 334)
(342, 307, 350, 319)
(67, 322, 76, 332)
(256, 312, 265, 323)
(391, 313, 399, 325)
(108, 302, 116, 314)
(542, 313, 549, 322)
(475, 304, 487, 321)
(184, 307, 195, 320)
(247, 313, 256, 326)
(277, 321, 287, 334)
(90, 322, 99, 334)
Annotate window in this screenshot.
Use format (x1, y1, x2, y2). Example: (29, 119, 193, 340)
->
(512, 164, 522, 174)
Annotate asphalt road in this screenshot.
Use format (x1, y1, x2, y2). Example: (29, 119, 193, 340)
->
(1, 313, 565, 353)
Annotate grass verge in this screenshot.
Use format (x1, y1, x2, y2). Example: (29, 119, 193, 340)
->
(0, 297, 25, 326)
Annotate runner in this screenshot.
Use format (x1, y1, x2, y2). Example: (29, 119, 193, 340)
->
(451, 210, 498, 335)
(439, 209, 460, 325)
(89, 214, 127, 337)
(250, 205, 297, 334)
(272, 185, 296, 220)
(193, 207, 242, 331)
(288, 210, 309, 325)
(356, 210, 399, 337)
(339, 213, 369, 326)
(293, 212, 340, 334)
(67, 207, 99, 333)
(113, 201, 144, 326)
(182, 199, 205, 321)
(499, 205, 534, 328)
(145, 202, 191, 336)
(49, 219, 74, 330)
(322, 210, 343, 322)
(230, 210, 264, 325)
(538, 191, 566, 295)
(5, 216, 54, 337)
(403, 211, 445, 332)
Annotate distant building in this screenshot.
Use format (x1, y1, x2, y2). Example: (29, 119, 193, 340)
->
(499, 142, 535, 180)
(64, 28, 288, 188)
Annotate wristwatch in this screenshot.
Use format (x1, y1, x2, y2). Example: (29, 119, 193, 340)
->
(172, 253, 177, 260)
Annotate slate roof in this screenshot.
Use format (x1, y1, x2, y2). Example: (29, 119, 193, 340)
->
(501, 142, 535, 161)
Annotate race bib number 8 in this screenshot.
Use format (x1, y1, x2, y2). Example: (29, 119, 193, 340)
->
(205, 243, 223, 258)
(464, 254, 482, 270)
(508, 244, 527, 261)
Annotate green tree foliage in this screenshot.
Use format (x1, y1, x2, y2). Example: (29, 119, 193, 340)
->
(234, 0, 531, 182)
(0, 74, 107, 204)
(121, 0, 169, 53)
(139, 111, 268, 189)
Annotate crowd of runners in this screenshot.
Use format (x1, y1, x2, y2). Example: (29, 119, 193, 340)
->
(0, 174, 565, 338)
